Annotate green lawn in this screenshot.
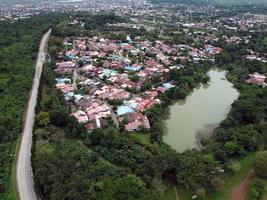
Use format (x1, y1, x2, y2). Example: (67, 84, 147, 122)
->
(130, 133, 152, 147)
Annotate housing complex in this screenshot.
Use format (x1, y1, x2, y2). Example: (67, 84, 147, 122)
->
(53, 35, 265, 132)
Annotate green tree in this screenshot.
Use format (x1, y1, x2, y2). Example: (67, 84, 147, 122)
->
(35, 112, 50, 127)
(224, 141, 238, 156)
(248, 178, 265, 200)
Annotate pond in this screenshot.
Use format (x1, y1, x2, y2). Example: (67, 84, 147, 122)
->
(163, 69, 239, 152)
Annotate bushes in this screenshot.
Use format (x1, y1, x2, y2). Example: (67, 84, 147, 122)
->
(213, 126, 263, 164)
(34, 140, 156, 200)
(226, 161, 241, 174)
(248, 178, 265, 200)
(85, 128, 153, 171)
(176, 151, 216, 190)
(33, 138, 158, 200)
(254, 151, 267, 179)
(35, 112, 50, 127)
(94, 174, 155, 200)
(247, 151, 267, 200)
(211, 177, 225, 192)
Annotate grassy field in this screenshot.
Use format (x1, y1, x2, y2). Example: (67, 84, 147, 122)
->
(1, 141, 19, 200)
(164, 187, 178, 200)
(164, 153, 257, 200)
(130, 133, 152, 147)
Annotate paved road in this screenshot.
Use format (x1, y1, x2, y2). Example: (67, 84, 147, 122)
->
(16, 29, 51, 200)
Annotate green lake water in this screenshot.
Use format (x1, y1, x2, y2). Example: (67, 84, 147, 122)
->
(163, 69, 239, 152)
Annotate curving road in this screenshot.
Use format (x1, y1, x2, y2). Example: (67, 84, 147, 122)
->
(16, 29, 51, 200)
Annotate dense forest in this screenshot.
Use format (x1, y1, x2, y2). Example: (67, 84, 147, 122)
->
(31, 13, 267, 200)
(0, 13, 67, 199)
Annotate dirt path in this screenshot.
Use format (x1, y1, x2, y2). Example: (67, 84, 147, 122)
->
(231, 171, 254, 200)
(174, 187, 179, 200)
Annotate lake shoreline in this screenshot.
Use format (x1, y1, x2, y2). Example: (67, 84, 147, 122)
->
(163, 69, 239, 152)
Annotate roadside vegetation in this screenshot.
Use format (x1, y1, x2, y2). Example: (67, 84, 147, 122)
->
(0, 13, 66, 199)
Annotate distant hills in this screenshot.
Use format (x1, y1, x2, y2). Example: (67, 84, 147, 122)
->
(151, 0, 267, 7)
